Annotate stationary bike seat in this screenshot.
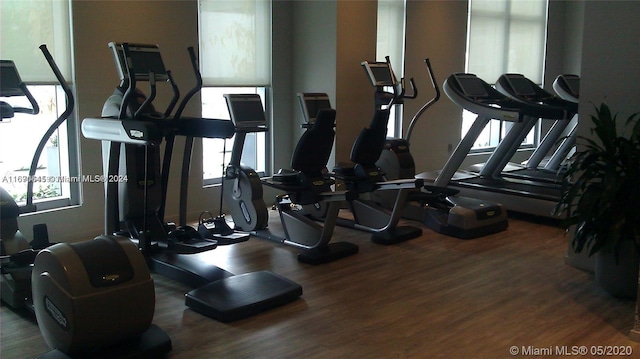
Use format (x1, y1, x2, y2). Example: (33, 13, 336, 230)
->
(271, 168, 300, 185)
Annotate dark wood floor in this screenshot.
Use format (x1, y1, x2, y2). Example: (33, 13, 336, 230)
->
(3, 210, 640, 358)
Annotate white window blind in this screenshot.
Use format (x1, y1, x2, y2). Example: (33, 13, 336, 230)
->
(376, 0, 406, 138)
(0, 0, 73, 84)
(198, 0, 271, 87)
(376, 0, 406, 74)
(466, 0, 548, 84)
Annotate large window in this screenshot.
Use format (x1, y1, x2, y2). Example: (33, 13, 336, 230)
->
(376, 0, 406, 138)
(0, 0, 79, 210)
(201, 87, 267, 182)
(463, 0, 548, 150)
(198, 0, 271, 184)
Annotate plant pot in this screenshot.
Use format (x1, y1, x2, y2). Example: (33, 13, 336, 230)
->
(594, 239, 639, 299)
(566, 225, 595, 273)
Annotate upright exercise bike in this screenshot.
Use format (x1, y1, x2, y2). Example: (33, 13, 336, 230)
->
(0, 46, 66, 312)
(222, 93, 359, 264)
(327, 58, 425, 245)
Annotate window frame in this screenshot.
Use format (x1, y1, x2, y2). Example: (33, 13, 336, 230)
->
(376, 0, 407, 139)
(198, 0, 272, 185)
(0, 0, 79, 211)
(201, 86, 269, 186)
(463, 0, 548, 154)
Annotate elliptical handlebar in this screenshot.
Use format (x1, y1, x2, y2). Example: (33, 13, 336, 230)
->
(405, 58, 440, 142)
(401, 77, 418, 100)
(384, 56, 400, 108)
(173, 47, 202, 120)
(386, 56, 417, 105)
(133, 71, 158, 118)
(163, 70, 181, 118)
(119, 43, 136, 119)
(24, 45, 75, 212)
(369, 56, 419, 109)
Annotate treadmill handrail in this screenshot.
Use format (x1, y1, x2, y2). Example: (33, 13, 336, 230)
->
(552, 74, 580, 103)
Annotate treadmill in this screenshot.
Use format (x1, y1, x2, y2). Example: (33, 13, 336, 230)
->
(431, 73, 572, 217)
(490, 73, 578, 184)
(81, 43, 301, 322)
(548, 74, 580, 171)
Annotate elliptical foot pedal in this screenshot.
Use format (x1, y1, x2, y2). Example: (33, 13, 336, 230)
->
(197, 212, 251, 245)
(185, 271, 302, 322)
(208, 231, 251, 246)
(167, 238, 218, 254)
(298, 241, 359, 265)
(371, 225, 422, 245)
(37, 324, 172, 359)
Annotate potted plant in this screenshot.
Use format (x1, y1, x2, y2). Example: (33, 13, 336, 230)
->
(555, 102, 640, 298)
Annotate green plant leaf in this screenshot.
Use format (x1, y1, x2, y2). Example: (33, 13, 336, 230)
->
(555, 102, 640, 257)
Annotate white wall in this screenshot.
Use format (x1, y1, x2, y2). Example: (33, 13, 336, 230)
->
(271, 1, 295, 173)
(291, 0, 338, 162)
(579, 0, 640, 136)
(334, 1, 378, 164)
(290, 0, 377, 166)
(403, 0, 468, 172)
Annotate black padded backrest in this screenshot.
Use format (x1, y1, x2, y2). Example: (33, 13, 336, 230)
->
(350, 109, 390, 166)
(291, 109, 336, 175)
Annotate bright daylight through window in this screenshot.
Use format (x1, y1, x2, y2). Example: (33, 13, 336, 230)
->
(0, 0, 79, 210)
(376, 0, 406, 138)
(463, 0, 548, 150)
(198, 0, 271, 184)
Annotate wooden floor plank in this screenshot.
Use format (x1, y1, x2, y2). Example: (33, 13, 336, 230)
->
(2, 211, 639, 358)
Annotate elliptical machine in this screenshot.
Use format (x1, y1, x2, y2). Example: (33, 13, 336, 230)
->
(0, 44, 175, 358)
(82, 42, 302, 322)
(369, 58, 508, 239)
(0, 47, 65, 312)
(32, 235, 172, 358)
(222, 93, 358, 264)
